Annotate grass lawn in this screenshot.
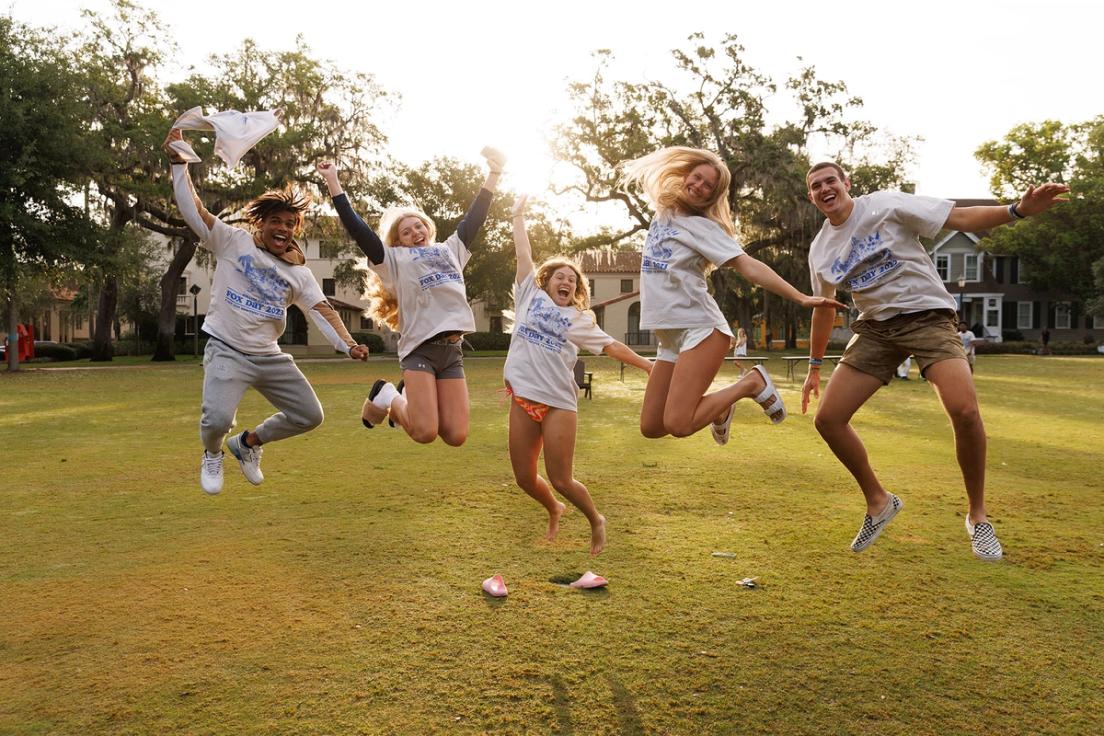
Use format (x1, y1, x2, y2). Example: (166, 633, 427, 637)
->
(2, 354, 1102, 735)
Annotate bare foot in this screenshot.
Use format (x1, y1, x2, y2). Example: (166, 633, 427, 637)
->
(590, 514, 606, 556)
(545, 501, 566, 541)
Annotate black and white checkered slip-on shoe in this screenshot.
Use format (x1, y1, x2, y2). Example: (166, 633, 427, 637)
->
(850, 493, 903, 552)
(965, 517, 1003, 561)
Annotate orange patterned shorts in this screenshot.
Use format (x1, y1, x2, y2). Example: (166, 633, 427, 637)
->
(505, 387, 550, 423)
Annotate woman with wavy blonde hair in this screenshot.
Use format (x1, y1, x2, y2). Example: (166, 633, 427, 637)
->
(622, 146, 845, 446)
(317, 149, 505, 446)
(503, 196, 652, 555)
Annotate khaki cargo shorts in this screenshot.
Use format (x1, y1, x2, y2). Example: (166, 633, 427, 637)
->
(841, 309, 966, 384)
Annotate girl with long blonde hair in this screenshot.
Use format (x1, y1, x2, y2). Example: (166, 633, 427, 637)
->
(504, 196, 652, 555)
(622, 146, 845, 446)
(317, 149, 505, 445)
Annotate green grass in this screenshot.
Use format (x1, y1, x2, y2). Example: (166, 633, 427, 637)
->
(2, 355, 1102, 735)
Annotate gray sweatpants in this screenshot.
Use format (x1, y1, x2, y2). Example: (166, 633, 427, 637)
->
(199, 339, 324, 454)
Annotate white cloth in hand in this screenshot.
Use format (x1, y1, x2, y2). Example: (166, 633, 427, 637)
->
(170, 106, 279, 167)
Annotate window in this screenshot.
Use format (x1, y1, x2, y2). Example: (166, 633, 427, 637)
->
(593, 306, 605, 330)
(935, 254, 949, 281)
(319, 240, 344, 259)
(1055, 301, 1071, 329)
(985, 298, 1000, 330)
(1013, 258, 1024, 284)
(589, 279, 596, 298)
(1093, 313, 1103, 329)
(360, 315, 374, 330)
(1017, 302, 1033, 330)
(322, 278, 336, 297)
(620, 278, 633, 293)
(963, 254, 979, 281)
(178, 276, 187, 293)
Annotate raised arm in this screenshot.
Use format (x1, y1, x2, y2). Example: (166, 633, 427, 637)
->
(164, 129, 215, 238)
(944, 182, 1070, 232)
(727, 255, 848, 311)
(317, 161, 384, 264)
(603, 340, 653, 374)
(455, 147, 506, 246)
(511, 194, 534, 281)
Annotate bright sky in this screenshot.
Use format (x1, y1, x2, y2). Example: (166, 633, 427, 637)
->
(11, 0, 1102, 226)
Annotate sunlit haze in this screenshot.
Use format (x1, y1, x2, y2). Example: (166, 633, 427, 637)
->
(11, 0, 1101, 229)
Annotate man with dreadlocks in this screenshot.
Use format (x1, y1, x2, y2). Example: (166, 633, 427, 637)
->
(164, 128, 369, 495)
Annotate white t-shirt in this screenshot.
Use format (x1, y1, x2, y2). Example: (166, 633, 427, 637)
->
(371, 233, 475, 360)
(809, 191, 956, 321)
(960, 330, 977, 357)
(503, 276, 614, 412)
(640, 213, 745, 329)
(200, 219, 326, 355)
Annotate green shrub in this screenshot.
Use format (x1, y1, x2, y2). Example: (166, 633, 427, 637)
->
(1001, 329, 1024, 342)
(34, 343, 78, 361)
(64, 342, 93, 359)
(464, 331, 511, 351)
(975, 341, 1037, 355)
(976, 340, 1099, 355)
(1049, 341, 1101, 355)
(351, 332, 386, 353)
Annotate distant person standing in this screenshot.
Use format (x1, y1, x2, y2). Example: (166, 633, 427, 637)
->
(800, 160, 1069, 560)
(1041, 327, 1052, 355)
(732, 326, 749, 374)
(958, 321, 978, 373)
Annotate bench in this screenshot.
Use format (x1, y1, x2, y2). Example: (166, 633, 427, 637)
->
(574, 359, 593, 399)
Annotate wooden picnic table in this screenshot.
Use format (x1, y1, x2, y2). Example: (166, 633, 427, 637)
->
(781, 355, 843, 381)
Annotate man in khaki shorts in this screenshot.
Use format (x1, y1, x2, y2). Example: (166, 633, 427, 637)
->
(800, 162, 1069, 560)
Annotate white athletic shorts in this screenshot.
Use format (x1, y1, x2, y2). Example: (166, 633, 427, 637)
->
(654, 324, 733, 363)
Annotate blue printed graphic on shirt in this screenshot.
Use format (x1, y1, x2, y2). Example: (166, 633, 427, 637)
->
(829, 231, 901, 292)
(410, 246, 462, 291)
(518, 293, 571, 353)
(229, 255, 290, 319)
(642, 220, 677, 273)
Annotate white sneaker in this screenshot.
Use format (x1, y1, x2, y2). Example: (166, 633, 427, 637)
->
(710, 403, 736, 446)
(965, 516, 1003, 561)
(200, 451, 224, 495)
(226, 433, 264, 485)
(850, 493, 903, 552)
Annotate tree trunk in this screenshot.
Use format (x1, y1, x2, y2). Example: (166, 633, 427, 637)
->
(6, 291, 19, 372)
(786, 303, 798, 348)
(91, 209, 134, 361)
(91, 276, 118, 361)
(153, 238, 198, 361)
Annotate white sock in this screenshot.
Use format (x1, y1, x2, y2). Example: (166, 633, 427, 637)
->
(372, 382, 399, 410)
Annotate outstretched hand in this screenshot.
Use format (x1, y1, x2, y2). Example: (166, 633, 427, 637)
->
(1016, 182, 1071, 217)
(801, 295, 849, 311)
(511, 193, 529, 219)
(349, 344, 369, 361)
